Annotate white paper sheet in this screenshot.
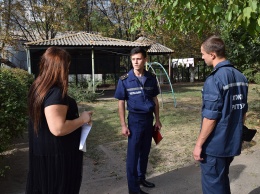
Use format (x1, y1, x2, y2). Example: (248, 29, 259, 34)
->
(79, 124, 92, 152)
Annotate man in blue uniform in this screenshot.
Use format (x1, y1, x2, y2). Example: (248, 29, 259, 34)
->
(193, 36, 248, 194)
(115, 47, 162, 194)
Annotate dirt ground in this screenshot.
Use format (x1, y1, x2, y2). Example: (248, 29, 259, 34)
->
(0, 133, 29, 194)
(0, 130, 160, 194)
(0, 133, 131, 194)
(1, 129, 259, 194)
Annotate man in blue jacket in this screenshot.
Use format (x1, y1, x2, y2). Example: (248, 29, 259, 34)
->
(193, 36, 248, 194)
(115, 47, 162, 194)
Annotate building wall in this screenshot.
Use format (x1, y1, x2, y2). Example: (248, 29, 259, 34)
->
(3, 40, 27, 70)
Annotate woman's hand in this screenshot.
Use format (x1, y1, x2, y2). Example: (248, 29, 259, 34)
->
(80, 111, 93, 125)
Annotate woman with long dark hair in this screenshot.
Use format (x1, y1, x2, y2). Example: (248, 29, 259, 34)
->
(26, 47, 92, 194)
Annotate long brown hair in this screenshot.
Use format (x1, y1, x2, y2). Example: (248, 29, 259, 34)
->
(28, 47, 71, 133)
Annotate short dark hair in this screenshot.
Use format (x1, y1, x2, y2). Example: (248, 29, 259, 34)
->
(202, 36, 226, 58)
(130, 47, 147, 58)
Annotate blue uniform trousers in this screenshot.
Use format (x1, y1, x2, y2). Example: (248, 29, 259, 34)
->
(200, 153, 234, 194)
(127, 112, 154, 193)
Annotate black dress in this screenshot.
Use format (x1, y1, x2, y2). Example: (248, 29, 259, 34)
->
(26, 87, 83, 194)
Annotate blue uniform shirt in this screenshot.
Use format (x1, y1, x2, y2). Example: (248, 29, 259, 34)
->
(202, 60, 248, 157)
(114, 69, 159, 114)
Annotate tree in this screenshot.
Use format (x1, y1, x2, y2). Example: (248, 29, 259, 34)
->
(10, 0, 67, 41)
(130, 0, 260, 78)
(131, 0, 260, 38)
(223, 27, 260, 81)
(1, 0, 96, 55)
(95, 0, 155, 40)
(62, 0, 96, 32)
(0, 0, 25, 62)
(0, 0, 14, 53)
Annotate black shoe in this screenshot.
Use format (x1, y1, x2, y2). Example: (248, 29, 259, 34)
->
(138, 179, 155, 188)
(129, 189, 149, 194)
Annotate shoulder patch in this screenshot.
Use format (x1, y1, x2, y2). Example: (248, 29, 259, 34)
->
(120, 73, 128, 80)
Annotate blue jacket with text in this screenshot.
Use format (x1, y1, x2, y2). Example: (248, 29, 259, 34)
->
(202, 60, 248, 157)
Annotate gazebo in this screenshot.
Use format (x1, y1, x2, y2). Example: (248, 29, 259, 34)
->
(134, 36, 174, 77)
(24, 32, 150, 90)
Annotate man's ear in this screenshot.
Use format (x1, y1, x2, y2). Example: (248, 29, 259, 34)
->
(210, 52, 216, 60)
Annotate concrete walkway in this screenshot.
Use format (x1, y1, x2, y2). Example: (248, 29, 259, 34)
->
(0, 138, 259, 194)
(80, 143, 260, 194)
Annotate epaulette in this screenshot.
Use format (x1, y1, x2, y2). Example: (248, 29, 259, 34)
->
(120, 73, 128, 80)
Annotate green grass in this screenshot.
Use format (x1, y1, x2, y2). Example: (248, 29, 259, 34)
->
(80, 82, 260, 174)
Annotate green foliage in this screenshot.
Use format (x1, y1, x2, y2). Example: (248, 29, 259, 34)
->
(243, 68, 256, 82)
(68, 77, 103, 102)
(0, 68, 33, 154)
(254, 72, 260, 84)
(242, 66, 260, 84)
(131, 0, 260, 37)
(223, 28, 260, 64)
(222, 27, 260, 78)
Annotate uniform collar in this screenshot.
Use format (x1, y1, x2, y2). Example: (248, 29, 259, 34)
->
(214, 60, 232, 70)
(208, 60, 233, 76)
(128, 69, 150, 81)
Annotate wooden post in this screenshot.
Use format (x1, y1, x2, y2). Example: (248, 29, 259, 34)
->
(168, 54, 171, 81)
(92, 47, 95, 93)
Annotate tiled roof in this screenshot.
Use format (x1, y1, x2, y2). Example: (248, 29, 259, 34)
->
(24, 32, 150, 47)
(135, 37, 174, 54)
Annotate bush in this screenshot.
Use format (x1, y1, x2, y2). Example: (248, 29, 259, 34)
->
(0, 68, 34, 154)
(254, 72, 260, 84)
(68, 78, 103, 103)
(243, 68, 255, 83)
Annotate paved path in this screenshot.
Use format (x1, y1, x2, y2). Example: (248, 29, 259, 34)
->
(0, 138, 259, 194)
(80, 143, 260, 194)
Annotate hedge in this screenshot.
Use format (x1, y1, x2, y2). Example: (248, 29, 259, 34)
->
(0, 67, 33, 154)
